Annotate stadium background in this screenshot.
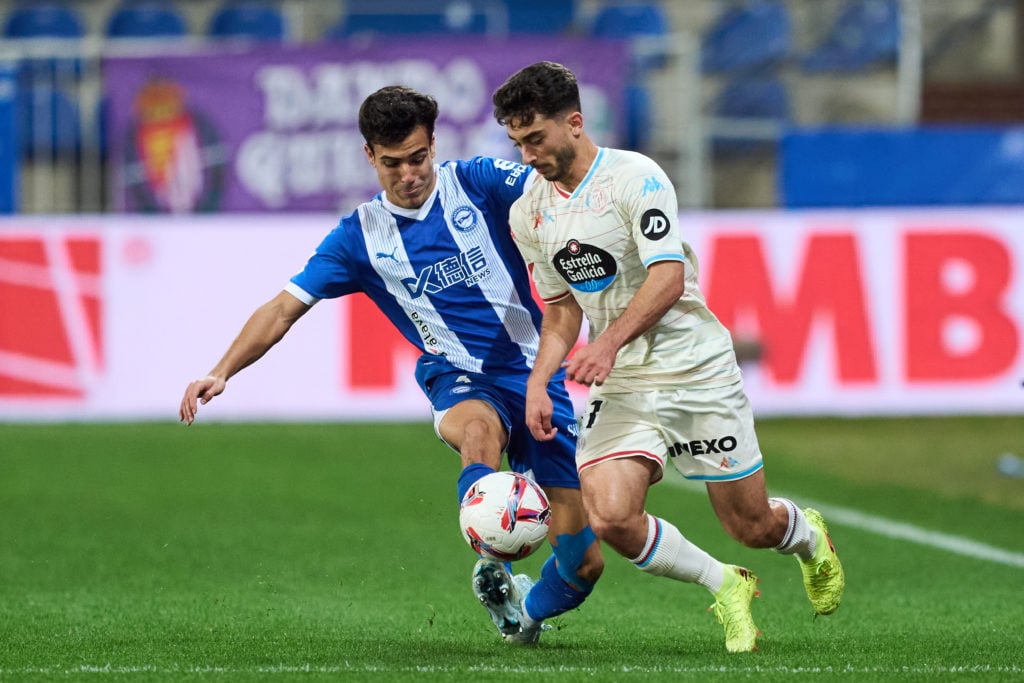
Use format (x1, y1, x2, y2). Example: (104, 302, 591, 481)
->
(0, 1, 1022, 679)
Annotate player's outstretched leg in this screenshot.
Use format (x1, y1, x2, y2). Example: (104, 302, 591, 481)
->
(709, 565, 761, 653)
(798, 508, 845, 615)
(472, 558, 526, 637)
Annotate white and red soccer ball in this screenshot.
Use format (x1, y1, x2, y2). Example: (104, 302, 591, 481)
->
(459, 471, 551, 562)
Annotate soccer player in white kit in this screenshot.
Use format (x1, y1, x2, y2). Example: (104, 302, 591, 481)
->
(492, 62, 845, 653)
(179, 86, 603, 644)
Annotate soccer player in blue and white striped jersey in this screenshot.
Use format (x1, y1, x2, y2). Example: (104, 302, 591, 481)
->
(179, 86, 603, 644)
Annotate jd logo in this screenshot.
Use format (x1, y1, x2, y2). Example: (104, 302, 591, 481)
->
(640, 209, 671, 241)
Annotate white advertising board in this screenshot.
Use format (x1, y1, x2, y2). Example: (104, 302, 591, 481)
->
(1, 210, 1021, 420)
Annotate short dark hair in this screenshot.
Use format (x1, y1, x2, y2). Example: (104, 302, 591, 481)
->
(492, 61, 581, 127)
(358, 86, 439, 149)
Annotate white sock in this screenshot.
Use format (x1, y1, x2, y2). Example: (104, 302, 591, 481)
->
(771, 497, 816, 561)
(630, 514, 725, 592)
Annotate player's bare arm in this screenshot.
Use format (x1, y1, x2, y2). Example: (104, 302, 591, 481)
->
(179, 290, 310, 425)
(525, 297, 583, 441)
(567, 261, 686, 387)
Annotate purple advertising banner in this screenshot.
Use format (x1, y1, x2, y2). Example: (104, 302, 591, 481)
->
(103, 38, 627, 213)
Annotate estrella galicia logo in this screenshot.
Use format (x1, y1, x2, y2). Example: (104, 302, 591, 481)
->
(451, 206, 478, 232)
(553, 240, 617, 292)
(640, 209, 672, 241)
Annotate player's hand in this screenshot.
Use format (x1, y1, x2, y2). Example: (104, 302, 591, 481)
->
(179, 375, 226, 425)
(524, 387, 557, 441)
(563, 341, 616, 386)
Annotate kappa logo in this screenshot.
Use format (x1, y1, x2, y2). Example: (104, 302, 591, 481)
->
(0, 235, 104, 398)
(641, 176, 664, 196)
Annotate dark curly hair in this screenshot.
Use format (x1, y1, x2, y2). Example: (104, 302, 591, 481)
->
(358, 86, 439, 149)
(492, 61, 581, 127)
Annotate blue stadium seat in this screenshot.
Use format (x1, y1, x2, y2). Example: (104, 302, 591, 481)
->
(3, 2, 85, 156)
(3, 2, 83, 39)
(701, 0, 791, 74)
(711, 77, 789, 155)
(16, 86, 81, 157)
(505, 0, 575, 34)
(622, 83, 652, 151)
(326, 0, 492, 39)
(106, 1, 189, 39)
(588, 2, 670, 72)
(801, 0, 900, 72)
(209, 2, 286, 42)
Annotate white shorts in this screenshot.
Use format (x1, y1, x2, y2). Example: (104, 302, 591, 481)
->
(576, 381, 764, 482)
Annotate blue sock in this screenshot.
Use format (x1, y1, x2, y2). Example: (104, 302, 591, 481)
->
(523, 554, 593, 621)
(457, 462, 495, 504)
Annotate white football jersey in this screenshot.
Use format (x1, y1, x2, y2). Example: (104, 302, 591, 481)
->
(510, 147, 740, 390)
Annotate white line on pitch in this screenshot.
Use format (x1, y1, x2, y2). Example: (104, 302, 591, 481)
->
(664, 477, 1024, 569)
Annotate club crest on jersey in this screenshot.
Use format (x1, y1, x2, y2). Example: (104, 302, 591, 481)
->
(585, 187, 607, 213)
(451, 206, 478, 233)
(553, 240, 617, 292)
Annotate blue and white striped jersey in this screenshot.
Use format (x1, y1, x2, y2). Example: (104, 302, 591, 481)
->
(287, 157, 544, 388)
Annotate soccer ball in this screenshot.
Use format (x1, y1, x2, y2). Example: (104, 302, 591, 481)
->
(459, 471, 551, 562)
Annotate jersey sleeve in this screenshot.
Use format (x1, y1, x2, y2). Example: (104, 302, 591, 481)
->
(453, 156, 534, 215)
(288, 218, 362, 301)
(618, 158, 686, 268)
(509, 198, 571, 304)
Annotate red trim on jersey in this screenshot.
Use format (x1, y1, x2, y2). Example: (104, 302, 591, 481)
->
(542, 291, 572, 304)
(552, 181, 571, 198)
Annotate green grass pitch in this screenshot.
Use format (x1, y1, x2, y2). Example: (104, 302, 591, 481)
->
(1, 417, 1021, 681)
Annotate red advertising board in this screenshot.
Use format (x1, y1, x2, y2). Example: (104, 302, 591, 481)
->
(1, 210, 1021, 420)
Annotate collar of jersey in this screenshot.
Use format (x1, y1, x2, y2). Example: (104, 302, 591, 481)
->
(565, 147, 606, 200)
(379, 182, 439, 222)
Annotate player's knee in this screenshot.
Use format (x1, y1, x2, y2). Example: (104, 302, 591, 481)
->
(721, 514, 779, 549)
(587, 512, 643, 554)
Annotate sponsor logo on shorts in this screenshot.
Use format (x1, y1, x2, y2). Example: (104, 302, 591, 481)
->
(668, 436, 738, 459)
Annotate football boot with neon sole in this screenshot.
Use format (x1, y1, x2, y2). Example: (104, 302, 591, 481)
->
(709, 565, 760, 653)
(799, 508, 845, 615)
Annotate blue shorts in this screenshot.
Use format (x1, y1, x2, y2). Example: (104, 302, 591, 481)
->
(423, 369, 581, 490)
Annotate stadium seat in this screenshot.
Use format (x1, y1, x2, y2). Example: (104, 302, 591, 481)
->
(3, 2, 84, 39)
(622, 83, 652, 152)
(710, 76, 789, 155)
(588, 2, 671, 72)
(700, 0, 792, 74)
(16, 86, 81, 157)
(505, 0, 575, 35)
(326, 0, 493, 39)
(209, 2, 286, 42)
(106, 1, 189, 39)
(3, 2, 85, 157)
(801, 0, 900, 72)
